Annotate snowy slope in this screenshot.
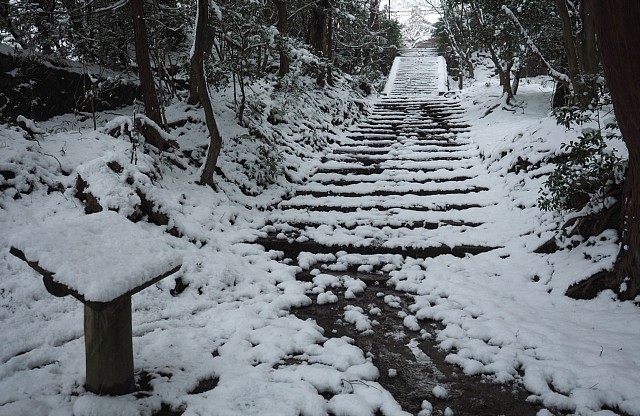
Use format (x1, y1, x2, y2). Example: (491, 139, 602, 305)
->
(0, 49, 638, 416)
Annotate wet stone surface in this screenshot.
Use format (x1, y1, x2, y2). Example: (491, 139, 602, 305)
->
(293, 270, 541, 416)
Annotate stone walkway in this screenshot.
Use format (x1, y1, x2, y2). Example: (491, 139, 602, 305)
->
(258, 49, 541, 415)
(260, 48, 500, 265)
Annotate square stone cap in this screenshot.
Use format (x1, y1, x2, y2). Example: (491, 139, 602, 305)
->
(11, 211, 182, 303)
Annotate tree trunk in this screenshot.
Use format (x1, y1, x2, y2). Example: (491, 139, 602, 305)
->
(511, 65, 521, 96)
(552, 80, 568, 108)
(465, 51, 475, 79)
(188, 14, 215, 104)
(322, 0, 333, 61)
(579, 0, 599, 76)
(368, 0, 380, 31)
(192, 0, 223, 187)
(131, 0, 165, 150)
(309, 3, 325, 55)
(554, 0, 579, 86)
(592, 0, 640, 300)
(309, 0, 333, 60)
(324, 0, 334, 86)
(502, 62, 513, 99)
(272, 0, 289, 77)
(487, 44, 514, 103)
(553, 0, 599, 107)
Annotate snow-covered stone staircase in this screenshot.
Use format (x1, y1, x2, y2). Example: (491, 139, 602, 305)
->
(259, 48, 501, 264)
(254, 48, 539, 416)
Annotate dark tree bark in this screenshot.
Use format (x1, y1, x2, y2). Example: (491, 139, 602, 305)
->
(309, 0, 333, 59)
(272, 0, 290, 77)
(191, 0, 223, 187)
(486, 43, 514, 103)
(553, 0, 599, 107)
(579, 0, 598, 76)
(308, 0, 333, 86)
(309, 4, 324, 56)
(368, 0, 380, 31)
(188, 15, 215, 105)
(592, 0, 640, 300)
(323, 0, 333, 61)
(131, 0, 166, 150)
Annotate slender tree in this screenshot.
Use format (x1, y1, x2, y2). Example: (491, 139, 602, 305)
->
(467, 0, 528, 102)
(192, 0, 223, 187)
(131, 0, 166, 150)
(591, 0, 640, 300)
(272, 0, 290, 77)
(308, 0, 333, 85)
(552, 0, 599, 107)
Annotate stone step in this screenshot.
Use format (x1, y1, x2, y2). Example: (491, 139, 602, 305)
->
(259, 52, 500, 264)
(265, 218, 483, 232)
(334, 145, 474, 154)
(321, 154, 475, 166)
(278, 202, 488, 213)
(342, 139, 470, 148)
(267, 206, 493, 228)
(294, 185, 488, 198)
(308, 174, 477, 185)
(256, 236, 497, 260)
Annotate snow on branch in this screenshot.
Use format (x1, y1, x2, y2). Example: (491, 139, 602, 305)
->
(501, 5, 572, 87)
(101, 114, 178, 149)
(90, 0, 130, 15)
(16, 115, 45, 137)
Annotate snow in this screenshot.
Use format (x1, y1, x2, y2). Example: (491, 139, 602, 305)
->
(344, 305, 374, 334)
(10, 211, 183, 302)
(417, 399, 433, 416)
(16, 115, 45, 134)
(431, 385, 448, 400)
(402, 315, 420, 331)
(437, 56, 447, 94)
(1, 48, 639, 416)
(317, 291, 339, 304)
(382, 58, 401, 95)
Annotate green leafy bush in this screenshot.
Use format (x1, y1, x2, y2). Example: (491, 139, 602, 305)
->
(538, 129, 626, 212)
(538, 84, 627, 212)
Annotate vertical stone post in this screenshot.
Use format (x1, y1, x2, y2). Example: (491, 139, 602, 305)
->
(84, 296, 134, 395)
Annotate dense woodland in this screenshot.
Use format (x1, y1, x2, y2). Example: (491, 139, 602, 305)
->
(0, 0, 402, 160)
(422, 0, 640, 302)
(1, 0, 639, 301)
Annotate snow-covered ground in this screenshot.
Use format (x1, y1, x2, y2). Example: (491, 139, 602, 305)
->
(0, 51, 638, 416)
(388, 67, 639, 415)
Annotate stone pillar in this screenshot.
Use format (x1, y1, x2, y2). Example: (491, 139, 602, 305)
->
(84, 296, 134, 395)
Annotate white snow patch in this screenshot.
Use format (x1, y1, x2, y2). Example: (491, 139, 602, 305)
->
(344, 305, 374, 334)
(432, 385, 449, 400)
